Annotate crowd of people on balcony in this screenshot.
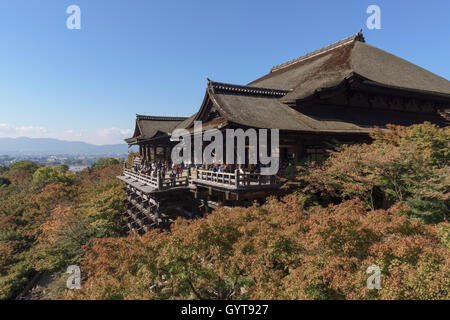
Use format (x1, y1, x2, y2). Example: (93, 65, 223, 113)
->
(130, 155, 292, 179)
(198, 163, 267, 174)
(131, 158, 184, 179)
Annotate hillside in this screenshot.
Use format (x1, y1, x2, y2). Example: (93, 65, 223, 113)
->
(0, 123, 448, 300)
(0, 159, 126, 299)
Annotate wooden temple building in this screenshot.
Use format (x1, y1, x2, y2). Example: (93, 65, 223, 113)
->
(118, 32, 449, 234)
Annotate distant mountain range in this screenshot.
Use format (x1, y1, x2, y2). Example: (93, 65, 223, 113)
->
(0, 137, 132, 155)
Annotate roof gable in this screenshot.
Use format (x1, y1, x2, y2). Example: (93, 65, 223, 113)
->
(125, 115, 187, 144)
(249, 32, 450, 102)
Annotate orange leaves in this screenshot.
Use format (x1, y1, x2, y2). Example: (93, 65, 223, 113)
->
(78, 163, 123, 185)
(70, 234, 164, 300)
(302, 123, 449, 222)
(33, 183, 76, 212)
(73, 195, 449, 300)
(39, 206, 80, 244)
(0, 242, 15, 272)
(0, 160, 128, 299)
(371, 124, 410, 146)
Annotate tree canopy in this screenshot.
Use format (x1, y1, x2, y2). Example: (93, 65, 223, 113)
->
(71, 196, 449, 300)
(32, 166, 76, 188)
(91, 158, 122, 171)
(301, 123, 449, 224)
(0, 162, 125, 299)
(0, 123, 448, 300)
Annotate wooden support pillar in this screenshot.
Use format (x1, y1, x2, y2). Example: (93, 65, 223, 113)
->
(222, 132, 226, 167)
(191, 138, 195, 166)
(167, 146, 171, 165)
(142, 144, 147, 161)
(163, 146, 167, 162)
(157, 170, 162, 189)
(146, 145, 151, 161)
(296, 142, 302, 162)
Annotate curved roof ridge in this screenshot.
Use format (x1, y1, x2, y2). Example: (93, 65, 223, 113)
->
(136, 114, 188, 121)
(207, 79, 291, 97)
(270, 31, 365, 73)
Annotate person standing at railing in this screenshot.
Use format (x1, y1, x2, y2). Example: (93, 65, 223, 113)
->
(169, 169, 176, 186)
(162, 164, 166, 178)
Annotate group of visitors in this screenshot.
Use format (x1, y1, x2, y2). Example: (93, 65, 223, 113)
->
(201, 163, 231, 173)
(130, 156, 285, 180)
(132, 158, 184, 179)
(196, 162, 268, 175)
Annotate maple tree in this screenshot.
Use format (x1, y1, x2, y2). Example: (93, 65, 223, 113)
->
(71, 195, 449, 300)
(302, 123, 449, 223)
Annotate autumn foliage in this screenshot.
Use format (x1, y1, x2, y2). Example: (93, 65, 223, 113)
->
(71, 196, 449, 300)
(0, 160, 125, 299)
(69, 123, 449, 300)
(302, 123, 449, 223)
(1, 123, 449, 300)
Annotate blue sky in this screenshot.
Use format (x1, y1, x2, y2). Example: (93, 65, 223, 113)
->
(0, 0, 449, 145)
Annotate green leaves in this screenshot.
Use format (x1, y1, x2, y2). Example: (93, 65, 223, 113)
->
(303, 123, 449, 223)
(8, 161, 39, 175)
(72, 196, 449, 300)
(32, 166, 76, 188)
(0, 162, 125, 299)
(91, 158, 122, 171)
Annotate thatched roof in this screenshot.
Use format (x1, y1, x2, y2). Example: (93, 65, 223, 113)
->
(203, 81, 447, 133)
(207, 81, 314, 131)
(128, 32, 449, 141)
(125, 115, 187, 144)
(249, 32, 450, 102)
(174, 113, 197, 131)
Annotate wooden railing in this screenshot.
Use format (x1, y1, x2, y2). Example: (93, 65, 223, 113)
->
(193, 169, 279, 189)
(123, 168, 189, 190)
(123, 168, 279, 191)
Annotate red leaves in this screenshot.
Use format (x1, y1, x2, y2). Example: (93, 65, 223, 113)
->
(71, 196, 449, 300)
(302, 123, 449, 223)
